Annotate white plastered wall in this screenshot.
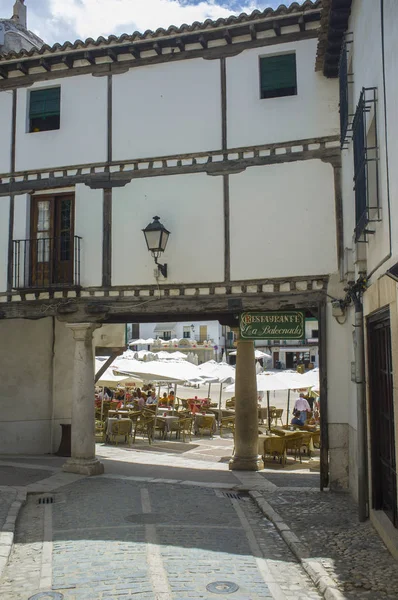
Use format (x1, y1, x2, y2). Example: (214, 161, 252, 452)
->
(75, 184, 103, 287)
(112, 173, 224, 286)
(0, 318, 54, 454)
(229, 160, 338, 280)
(0, 91, 12, 173)
(15, 75, 107, 172)
(112, 58, 222, 160)
(226, 39, 339, 148)
(0, 196, 10, 294)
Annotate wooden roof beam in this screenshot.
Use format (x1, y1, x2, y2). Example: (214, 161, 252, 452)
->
(175, 38, 185, 52)
(198, 35, 207, 49)
(273, 21, 281, 36)
(61, 55, 74, 69)
(128, 45, 140, 59)
(223, 29, 232, 44)
(0, 66, 8, 79)
(249, 25, 257, 40)
(107, 48, 118, 62)
(16, 62, 28, 75)
(153, 42, 162, 56)
(298, 16, 305, 32)
(84, 51, 96, 65)
(39, 58, 51, 72)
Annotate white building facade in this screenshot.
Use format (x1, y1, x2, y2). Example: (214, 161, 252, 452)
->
(0, 1, 341, 485)
(316, 0, 398, 555)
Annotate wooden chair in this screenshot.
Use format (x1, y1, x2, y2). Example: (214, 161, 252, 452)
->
(226, 397, 235, 409)
(132, 415, 154, 444)
(154, 419, 167, 440)
(220, 416, 235, 437)
(263, 436, 287, 466)
(285, 433, 304, 463)
(110, 419, 132, 445)
(196, 415, 214, 437)
(177, 417, 193, 442)
(95, 420, 105, 442)
(273, 409, 284, 426)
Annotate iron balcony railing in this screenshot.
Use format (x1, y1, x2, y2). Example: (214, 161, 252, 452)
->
(12, 236, 82, 290)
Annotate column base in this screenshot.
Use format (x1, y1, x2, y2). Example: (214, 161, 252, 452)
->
(62, 457, 104, 476)
(229, 455, 264, 471)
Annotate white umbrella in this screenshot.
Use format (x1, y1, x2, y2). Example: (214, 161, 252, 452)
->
(229, 349, 272, 360)
(299, 368, 319, 389)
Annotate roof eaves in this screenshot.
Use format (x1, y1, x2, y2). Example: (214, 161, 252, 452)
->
(0, 1, 322, 64)
(315, 0, 352, 77)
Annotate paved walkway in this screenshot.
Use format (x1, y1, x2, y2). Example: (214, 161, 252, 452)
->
(0, 442, 398, 600)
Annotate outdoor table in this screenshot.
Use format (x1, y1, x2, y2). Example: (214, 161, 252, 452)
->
(157, 415, 180, 433)
(108, 410, 129, 417)
(193, 413, 216, 435)
(105, 417, 132, 441)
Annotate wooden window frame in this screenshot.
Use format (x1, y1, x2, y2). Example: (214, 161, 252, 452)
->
(259, 53, 297, 100)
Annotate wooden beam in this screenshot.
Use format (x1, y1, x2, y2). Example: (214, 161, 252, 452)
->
(249, 25, 257, 41)
(273, 21, 281, 37)
(39, 58, 51, 72)
(0, 66, 8, 79)
(16, 62, 28, 75)
(128, 45, 140, 59)
(175, 37, 185, 52)
(198, 35, 208, 49)
(153, 42, 162, 56)
(224, 29, 232, 45)
(298, 16, 305, 33)
(84, 51, 96, 65)
(107, 48, 118, 62)
(61, 55, 74, 69)
(94, 350, 124, 383)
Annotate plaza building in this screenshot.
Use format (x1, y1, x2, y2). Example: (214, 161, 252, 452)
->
(2, 0, 396, 553)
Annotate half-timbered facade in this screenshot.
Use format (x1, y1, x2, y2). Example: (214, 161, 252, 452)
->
(0, 1, 342, 483)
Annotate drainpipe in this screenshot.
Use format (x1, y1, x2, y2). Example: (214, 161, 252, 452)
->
(352, 293, 369, 522)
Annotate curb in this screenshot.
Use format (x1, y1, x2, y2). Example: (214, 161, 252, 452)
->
(0, 490, 27, 578)
(250, 491, 346, 600)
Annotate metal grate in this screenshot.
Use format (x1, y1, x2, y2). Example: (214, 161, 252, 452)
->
(215, 489, 248, 500)
(38, 496, 54, 505)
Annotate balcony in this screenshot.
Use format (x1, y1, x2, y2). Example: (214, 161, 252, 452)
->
(12, 236, 82, 290)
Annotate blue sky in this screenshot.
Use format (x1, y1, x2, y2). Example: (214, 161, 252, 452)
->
(0, 0, 304, 46)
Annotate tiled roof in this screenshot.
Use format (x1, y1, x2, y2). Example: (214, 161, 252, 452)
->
(0, 1, 321, 62)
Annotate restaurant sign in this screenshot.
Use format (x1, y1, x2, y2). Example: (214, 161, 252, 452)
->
(240, 311, 305, 340)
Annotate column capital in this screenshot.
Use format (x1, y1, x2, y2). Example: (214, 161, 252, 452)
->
(66, 322, 101, 342)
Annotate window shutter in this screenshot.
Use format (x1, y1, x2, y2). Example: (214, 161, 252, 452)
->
(30, 88, 61, 118)
(260, 54, 297, 94)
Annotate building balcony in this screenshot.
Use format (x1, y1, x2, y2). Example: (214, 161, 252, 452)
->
(12, 236, 82, 290)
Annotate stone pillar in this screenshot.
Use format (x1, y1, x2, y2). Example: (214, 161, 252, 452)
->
(63, 323, 104, 476)
(229, 335, 264, 471)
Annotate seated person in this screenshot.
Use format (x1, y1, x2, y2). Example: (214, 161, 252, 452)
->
(146, 390, 158, 405)
(291, 393, 311, 426)
(291, 392, 311, 426)
(159, 392, 169, 407)
(168, 390, 175, 406)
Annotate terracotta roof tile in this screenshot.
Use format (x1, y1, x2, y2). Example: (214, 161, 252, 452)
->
(0, 1, 321, 63)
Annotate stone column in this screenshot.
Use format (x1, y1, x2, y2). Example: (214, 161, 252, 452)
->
(63, 323, 104, 476)
(229, 335, 264, 471)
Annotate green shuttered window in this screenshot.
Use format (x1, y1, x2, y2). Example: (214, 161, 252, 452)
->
(260, 54, 297, 99)
(29, 87, 61, 132)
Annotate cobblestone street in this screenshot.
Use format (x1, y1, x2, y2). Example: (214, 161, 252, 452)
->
(1, 445, 398, 600)
(0, 476, 321, 600)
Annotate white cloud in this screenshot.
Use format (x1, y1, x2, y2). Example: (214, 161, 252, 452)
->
(47, 0, 257, 42)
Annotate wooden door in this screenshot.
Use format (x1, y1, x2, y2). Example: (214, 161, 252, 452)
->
(199, 325, 208, 343)
(31, 197, 53, 287)
(368, 309, 397, 527)
(31, 195, 74, 287)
